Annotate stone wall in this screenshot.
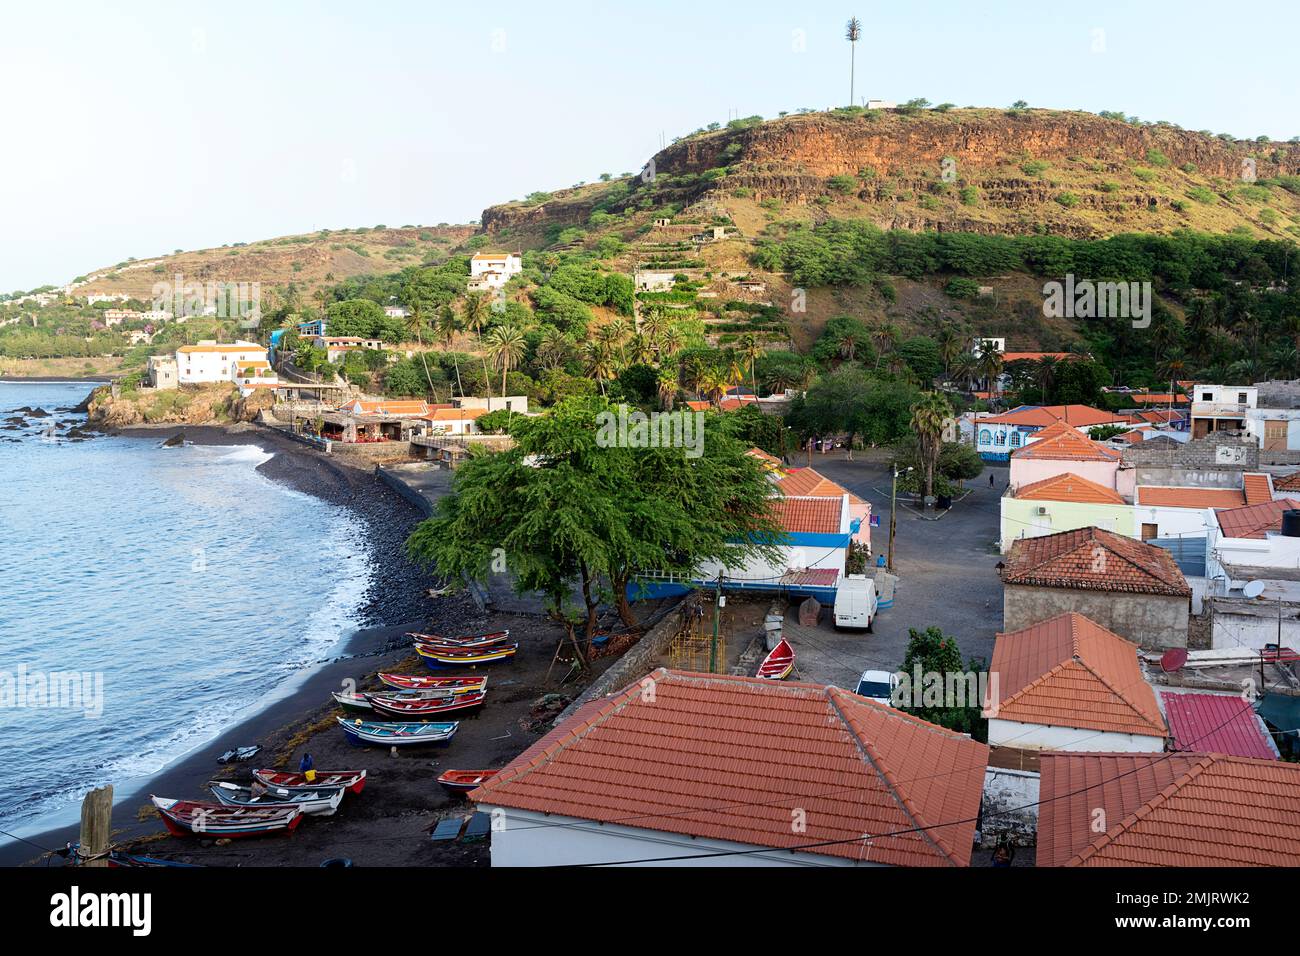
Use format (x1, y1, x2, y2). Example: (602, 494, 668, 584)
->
(1123, 432, 1258, 488)
(1004, 584, 1188, 649)
(980, 767, 1040, 848)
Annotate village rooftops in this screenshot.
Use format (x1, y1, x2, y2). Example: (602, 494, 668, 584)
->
(1135, 486, 1247, 509)
(772, 495, 846, 535)
(336, 399, 430, 417)
(1038, 752, 1300, 866)
(1000, 351, 1074, 363)
(976, 404, 1126, 429)
(1242, 472, 1273, 505)
(1010, 420, 1120, 461)
(1214, 497, 1300, 539)
(1013, 472, 1124, 504)
(175, 340, 264, 354)
(775, 467, 868, 506)
(985, 612, 1166, 738)
(1000, 526, 1191, 597)
(1158, 691, 1278, 760)
(1273, 471, 1300, 492)
(423, 407, 488, 422)
(468, 669, 989, 866)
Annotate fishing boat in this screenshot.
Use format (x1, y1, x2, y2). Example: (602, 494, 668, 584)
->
(150, 797, 302, 838)
(336, 717, 459, 747)
(332, 691, 375, 713)
(408, 629, 510, 649)
(377, 673, 487, 693)
(367, 689, 486, 719)
(208, 781, 345, 816)
(416, 643, 518, 668)
(756, 639, 795, 680)
(252, 769, 367, 795)
(437, 769, 499, 792)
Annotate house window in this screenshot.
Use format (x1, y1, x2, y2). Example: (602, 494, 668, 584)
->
(1010, 432, 1021, 448)
(1201, 392, 1212, 401)
(979, 429, 992, 446)
(1237, 392, 1248, 404)
(995, 432, 1007, 446)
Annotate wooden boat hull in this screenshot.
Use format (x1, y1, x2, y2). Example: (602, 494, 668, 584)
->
(367, 690, 486, 719)
(417, 643, 518, 668)
(437, 770, 499, 792)
(378, 673, 487, 692)
(208, 781, 344, 816)
(756, 639, 795, 680)
(150, 797, 302, 838)
(336, 717, 459, 747)
(409, 629, 510, 650)
(332, 691, 374, 713)
(252, 769, 367, 795)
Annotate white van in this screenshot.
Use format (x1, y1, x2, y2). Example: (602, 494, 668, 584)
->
(833, 575, 878, 631)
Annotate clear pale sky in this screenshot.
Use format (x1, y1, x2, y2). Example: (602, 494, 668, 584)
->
(1, 0, 1296, 292)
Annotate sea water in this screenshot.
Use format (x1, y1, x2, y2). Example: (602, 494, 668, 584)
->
(0, 382, 370, 840)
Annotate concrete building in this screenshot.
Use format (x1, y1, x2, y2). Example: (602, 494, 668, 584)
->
(470, 669, 989, 867)
(1190, 383, 1256, 438)
(633, 270, 676, 292)
(985, 612, 1167, 753)
(468, 252, 522, 291)
(146, 354, 177, 390)
(175, 340, 267, 384)
(313, 335, 383, 363)
(1000, 526, 1192, 649)
(974, 405, 1127, 462)
(422, 406, 487, 435)
(772, 466, 871, 550)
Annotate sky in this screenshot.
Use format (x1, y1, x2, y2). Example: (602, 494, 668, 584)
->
(1, 0, 1297, 292)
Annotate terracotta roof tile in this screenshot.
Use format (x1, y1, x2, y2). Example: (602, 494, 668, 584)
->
(1273, 471, 1300, 491)
(977, 404, 1125, 428)
(1001, 352, 1074, 363)
(771, 495, 843, 534)
(1214, 498, 1300, 539)
(470, 670, 989, 865)
(1159, 692, 1278, 760)
(746, 447, 783, 469)
(985, 612, 1166, 738)
(1038, 752, 1300, 866)
(775, 468, 867, 506)
(1135, 486, 1246, 509)
(1012, 421, 1121, 461)
(1000, 526, 1191, 597)
(1015, 472, 1124, 504)
(1242, 472, 1273, 505)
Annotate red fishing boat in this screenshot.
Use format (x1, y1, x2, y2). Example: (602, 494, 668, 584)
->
(367, 690, 487, 718)
(150, 797, 302, 838)
(378, 673, 487, 693)
(408, 630, 510, 650)
(437, 769, 499, 792)
(251, 769, 367, 795)
(417, 643, 518, 668)
(756, 639, 795, 680)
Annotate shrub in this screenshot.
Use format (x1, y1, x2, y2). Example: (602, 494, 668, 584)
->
(1187, 186, 1217, 203)
(1146, 149, 1170, 167)
(1021, 159, 1050, 176)
(1056, 192, 1081, 207)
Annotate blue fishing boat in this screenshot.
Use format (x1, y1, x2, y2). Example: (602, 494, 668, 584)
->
(336, 717, 459, 747)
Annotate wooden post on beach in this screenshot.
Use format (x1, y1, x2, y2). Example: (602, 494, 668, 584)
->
(78, 785, 113, 867)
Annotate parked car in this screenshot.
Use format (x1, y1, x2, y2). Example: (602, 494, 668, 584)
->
(854, 670, 899, 706)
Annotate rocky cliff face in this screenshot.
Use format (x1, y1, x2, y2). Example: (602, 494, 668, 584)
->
(86, 382, 272, 429)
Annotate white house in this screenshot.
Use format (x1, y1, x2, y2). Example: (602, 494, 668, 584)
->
(175, 340, 268, 384)
(469, 669, 989, 867)
(313, 335, 383, 363)
(383, 306, 408, 319)
(422, 406, 487, 435)
(1190, 384, 1257, 439)
(468, 252, 522, 291)
(985, 611, 1167, 753)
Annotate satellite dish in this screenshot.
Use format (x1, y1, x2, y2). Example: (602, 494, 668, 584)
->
(1160, 648, 1189, 673)
(1243, 580, 1266, 599)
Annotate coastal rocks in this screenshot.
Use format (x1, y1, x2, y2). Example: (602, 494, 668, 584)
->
(85, 382, 263, 429)
(161, 431, 186, 447)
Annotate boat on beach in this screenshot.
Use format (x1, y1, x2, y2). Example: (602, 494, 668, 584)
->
(336, 717, 459, 747)
(377, 673, 488, 693)
(408, 629, 510, 650)
(332, 691, 375, 712)
(437, 769, 499, 792)
(756, 639, 795, 680)
(367, 689, 487, 718)
(150, 796, 302, 838)
(207, 781, 345, 816)
(416, 643, 518, 668)
(251, 769, 367, 795)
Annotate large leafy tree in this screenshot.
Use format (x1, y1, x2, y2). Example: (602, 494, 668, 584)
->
(406, 397, 781, 639)
(910, 391, 954, 505)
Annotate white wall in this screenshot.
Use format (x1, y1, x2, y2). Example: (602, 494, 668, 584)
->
(987, 719, 1164, 753)
(480, 806, 882, 867)
(1133, 504, 1217, 540)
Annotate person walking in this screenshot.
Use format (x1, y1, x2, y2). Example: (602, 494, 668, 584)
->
(988, 473, 995, 488)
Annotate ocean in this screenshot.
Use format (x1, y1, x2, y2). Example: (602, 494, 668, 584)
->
(0, 381, 370, 840)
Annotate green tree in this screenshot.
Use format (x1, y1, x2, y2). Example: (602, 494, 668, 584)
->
(897, 626, 986, 739)
(910, 391, 952, 505)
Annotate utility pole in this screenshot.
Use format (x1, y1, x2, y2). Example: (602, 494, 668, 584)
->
(888, 465, 898, 571)
(710, 571, 724, 674)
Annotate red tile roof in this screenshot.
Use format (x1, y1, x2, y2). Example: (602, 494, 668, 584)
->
(1214, 497, 1300, 539)
(469, 669, 990, 865)
(746, 447, 783, 469)
(1126, 393, 1188, 405)
(1273, 471, 1300, 491)
(1012, 420, 1120, 461)
(1015, 472, 1124, 504)
(775, 467, 867, 506)
(772, 495, 844, 534)
(1242, 472, 1273, 505)
(1135, 486, 1246, 509)
(1001, 351, 1074, 363)
(1159, 692, 1277, 760)
(1038, 752, 1300, 866)
(978, 404, 1125, 428)
(986, 613, 1166, 738)
(1001, 526, 1191, 597)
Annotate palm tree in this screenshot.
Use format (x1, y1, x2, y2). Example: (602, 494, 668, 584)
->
(737, 332, 763, 396)
(835, 330, 859, 365)
(975, 340, 1004, 402)
(937, 325, 963, 381)
(953, 353, 980, 392)
(845, 17, 862, 107)
(536, 327, 571, 370)
(435, 305, 464, 397)
(872, 322, 900, 371)
(627, 332, 655, 366)
(1157, 352, 1188, 402)
(640, 307, 667, 346)
(461, 292, 493, 397)
(658, 325, 685, 360)
(485, 324, 527, 398)
(402, 302, 437, 396)
(698, 366, 730, 407)
(583, 340, 617, 397)
(1034, 355, 1060, 401)
(656, 364, 679, 410)
(911, 391, 953, 508)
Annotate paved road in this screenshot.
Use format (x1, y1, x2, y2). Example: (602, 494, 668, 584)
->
(789, 451, 1008, 686)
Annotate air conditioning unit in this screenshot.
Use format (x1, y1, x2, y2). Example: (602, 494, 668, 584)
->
(1036, 506, 1049, 515)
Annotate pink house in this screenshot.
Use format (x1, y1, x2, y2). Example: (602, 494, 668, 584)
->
(1009, 420, 1123, 492)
